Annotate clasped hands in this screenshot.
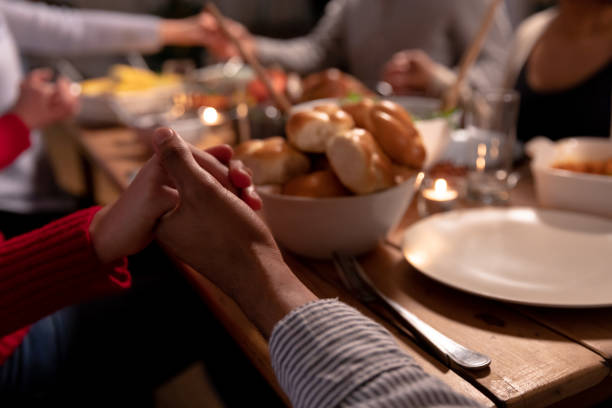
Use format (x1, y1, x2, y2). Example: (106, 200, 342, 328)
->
(90, 127, 270, 290)
(90, 127, 317, 336)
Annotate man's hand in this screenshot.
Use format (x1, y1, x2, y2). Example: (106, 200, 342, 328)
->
(152, 128, 316, 337)
(382, 49, 437, 96)
(11, 69, 79, 129)
(89, 132, 261, 264)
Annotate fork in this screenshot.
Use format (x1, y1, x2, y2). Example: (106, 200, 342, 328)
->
(332, 252, 491, 370)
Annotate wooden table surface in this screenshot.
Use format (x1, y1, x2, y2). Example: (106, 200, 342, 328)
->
(54, 125, 612, 408)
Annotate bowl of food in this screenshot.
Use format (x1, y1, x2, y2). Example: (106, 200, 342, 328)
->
(78, 65, 182, 126)
(236, 99, 427, 258)
(526, 136, 612, 218)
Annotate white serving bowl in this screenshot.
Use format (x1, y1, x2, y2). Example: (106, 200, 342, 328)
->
(257, 176, 420, 259)
(526, 137, 612, 218)
(77, 83, 181, 127)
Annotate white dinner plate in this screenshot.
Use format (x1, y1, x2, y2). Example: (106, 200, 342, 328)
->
(402, 207, 612, 307)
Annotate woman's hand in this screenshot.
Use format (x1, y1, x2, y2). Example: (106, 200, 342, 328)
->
(89, 131, 261, 264)
(11, 68, 79, 129)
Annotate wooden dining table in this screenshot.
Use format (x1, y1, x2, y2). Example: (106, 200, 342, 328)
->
(46, 123, 612, 408)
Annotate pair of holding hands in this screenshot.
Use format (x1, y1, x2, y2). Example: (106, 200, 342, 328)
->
(89, 128, 295, 315)
(91, 128, 316, 336)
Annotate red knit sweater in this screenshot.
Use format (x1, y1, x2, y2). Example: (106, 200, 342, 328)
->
(0, 207, 131, 365)
(0, 113, 31, 168)
(0, 113, 131, 365)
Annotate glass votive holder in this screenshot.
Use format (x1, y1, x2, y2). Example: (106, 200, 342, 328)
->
(417, 176, 461, 217)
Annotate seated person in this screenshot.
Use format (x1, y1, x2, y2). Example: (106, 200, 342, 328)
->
(504, 0, 612, 142)
(0, 74, 262, 402)
(203, 0, 512, 97)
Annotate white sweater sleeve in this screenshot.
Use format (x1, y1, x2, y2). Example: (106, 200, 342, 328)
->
(0, 0, 162, 56)
(269, 299, 483, 408)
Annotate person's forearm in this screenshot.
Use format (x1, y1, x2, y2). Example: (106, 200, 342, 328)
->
(270, 300, 483, 408)
(225, 243, 317, 338)
(0, 113, 30, 170)
(0, 1, 161, 56)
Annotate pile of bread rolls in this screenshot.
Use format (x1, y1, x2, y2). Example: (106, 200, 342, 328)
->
(299, 68, 375, 102)
(235, 98, 425, 198)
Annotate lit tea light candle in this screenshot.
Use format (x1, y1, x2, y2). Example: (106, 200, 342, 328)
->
(422, 178, 458, 201)
(199, 106, 225, 126)
(418, 178, 459, 217)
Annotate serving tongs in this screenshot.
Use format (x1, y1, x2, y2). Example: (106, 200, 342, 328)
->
(440, 0, 504, 112)
(206, 2, 292, 114)
(333, 252, 491, 370)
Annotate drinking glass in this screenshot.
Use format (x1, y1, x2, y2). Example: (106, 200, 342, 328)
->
(464, 89, 520, 204)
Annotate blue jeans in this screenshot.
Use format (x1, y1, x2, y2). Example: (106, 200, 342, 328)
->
(0, 245, 211, 405)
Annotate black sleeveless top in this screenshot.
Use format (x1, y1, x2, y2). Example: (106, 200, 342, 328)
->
(515, 58, 612, 143)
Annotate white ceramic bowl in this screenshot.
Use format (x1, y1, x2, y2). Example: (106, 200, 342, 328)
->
(527, 137, 612, 218)
(77, 83, 181, 126)
(257, 176, 420, 259)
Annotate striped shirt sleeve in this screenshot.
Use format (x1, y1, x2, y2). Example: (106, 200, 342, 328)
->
(269, 299, 483, 408)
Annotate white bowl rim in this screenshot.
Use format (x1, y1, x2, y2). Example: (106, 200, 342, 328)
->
(256, 174, 422, 203)
(531, 136, 612, 183)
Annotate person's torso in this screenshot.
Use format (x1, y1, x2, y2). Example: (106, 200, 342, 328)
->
(0, 13, 76, 214)
(515, 58, 612, 142)
(343, 0, 457, 88)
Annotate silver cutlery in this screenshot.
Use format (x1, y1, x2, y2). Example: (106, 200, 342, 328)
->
(332, 252, 491, 370)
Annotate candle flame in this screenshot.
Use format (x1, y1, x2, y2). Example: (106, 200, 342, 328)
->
(477, 143, 487, 156)
(476, 157, 486, 171)
(434, 178, 448, 193)
(201, 107, 219, 125)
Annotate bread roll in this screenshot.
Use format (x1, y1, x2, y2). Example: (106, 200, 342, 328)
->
(371, 100, 414, 128)
(300, 68, 374, 102)
(313, 103, 340, 115)
(328, 109, 355, 132)
(326, 128, 395, 194)
(286, 110, 333, 153)
(370, 111, 425, 168)
(235, 137, 310, 185)
(313, 104, 354, 131)
(341, 98, 375, 132)
(282, 170, 350, 198)
(286, 109, 353, 153)
(392, 164, 420, 184)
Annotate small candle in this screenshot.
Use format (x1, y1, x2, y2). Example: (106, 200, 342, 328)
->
(199, 106, 225, 126)
(418, 178, 459, 217)
(423, 179, 458, 201)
